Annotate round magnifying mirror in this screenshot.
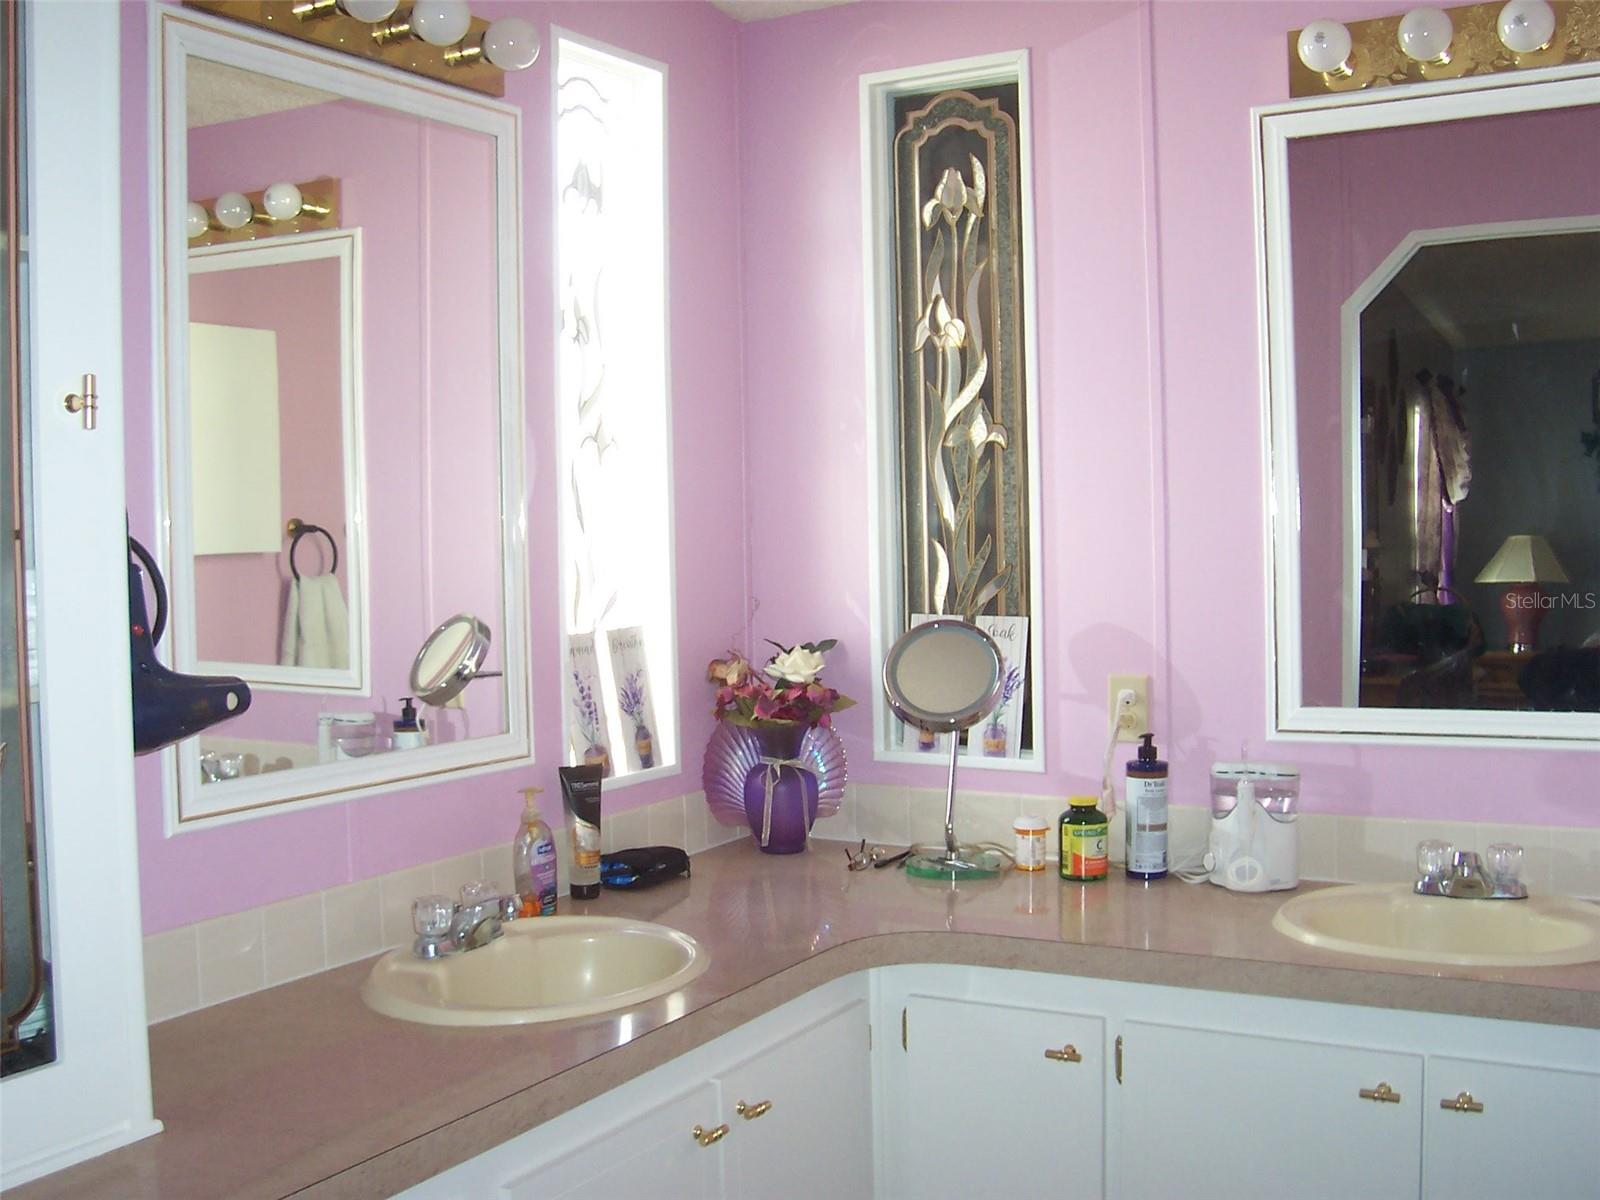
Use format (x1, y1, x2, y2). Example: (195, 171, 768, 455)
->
(882, 618, 1004, 733)
(410, 614, 492, 707)
(881, 619, 1007, 880)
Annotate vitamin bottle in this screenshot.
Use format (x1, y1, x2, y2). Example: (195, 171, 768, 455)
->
(1059, 795, 1109, 882)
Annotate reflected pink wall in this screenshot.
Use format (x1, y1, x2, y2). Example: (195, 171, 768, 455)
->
(124, 1, 749, 933)
(1286, 106, 1600, 702)
(739, 0, 1600, 827)
(190, 256, 345, 666)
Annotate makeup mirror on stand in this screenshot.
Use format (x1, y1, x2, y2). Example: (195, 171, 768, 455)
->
(882, 618, 1006, 878)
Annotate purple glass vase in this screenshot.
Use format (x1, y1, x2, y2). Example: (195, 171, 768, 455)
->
(741, 723, 820, 854)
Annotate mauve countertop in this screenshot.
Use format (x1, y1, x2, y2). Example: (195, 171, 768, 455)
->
(14, 840, 1600, 1200)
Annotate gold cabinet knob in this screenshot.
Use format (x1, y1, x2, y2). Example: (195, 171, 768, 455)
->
(1043, 1044, 1083, 1063)
(736, 1099, 773, 1120)
(1359, 1082, 1401, 1103)
(692, 1123, 729, 1147)
(1440, 1091, 1484, 1113)
(63, 373, 99, 431)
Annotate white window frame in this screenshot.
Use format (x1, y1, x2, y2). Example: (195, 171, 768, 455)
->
(860, 51, 1046, 771)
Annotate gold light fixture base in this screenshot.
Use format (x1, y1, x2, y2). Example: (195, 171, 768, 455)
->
(190, 178, 340, 249)
(185, 1, 506, 98)
(1288, 0, 1600, 97)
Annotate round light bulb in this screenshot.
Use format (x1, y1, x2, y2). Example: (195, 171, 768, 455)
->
(1398, 7, 1454, 62)
(213, 191, 254, 230)
(337, 0, 398, 20)
(185, 201, 209, 240)
(1497, 0, 1556, 52)
(409, 0, 471, 47)
(1297, 20, 1353, 74)
(262, 181, 304, 220)
(482, 16, 540, 71)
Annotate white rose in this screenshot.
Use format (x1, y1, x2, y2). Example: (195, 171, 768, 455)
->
(765, 646, 825, 686)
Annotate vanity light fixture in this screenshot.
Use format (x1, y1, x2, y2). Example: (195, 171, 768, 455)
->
(1287, 0, 1600, 96)
(188, 178, 340, 248)
(1497, 0, 1557, 52)
(1397, 6, 1454, 63)
(185, 1, 539, 97)
(1296, 19, 1355, 76)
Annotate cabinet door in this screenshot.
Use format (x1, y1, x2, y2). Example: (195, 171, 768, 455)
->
(889, 994, 1105, 1199)
(1424, 1055, 1600, 1198)
(720, 998, 873, 1200)
(498, 1078, 723, 1200)
(1119, 1021, 1421, 1200)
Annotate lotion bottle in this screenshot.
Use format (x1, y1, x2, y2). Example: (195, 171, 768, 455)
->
(512, 785, 558, 916)
(392, 696, 427, 750)
(1125, 733, 1169, 880)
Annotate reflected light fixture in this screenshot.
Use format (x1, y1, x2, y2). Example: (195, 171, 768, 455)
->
(1498, 0, 1557, 52)
(1398, 6, 1454, 63)
(188, 178, 340, 248)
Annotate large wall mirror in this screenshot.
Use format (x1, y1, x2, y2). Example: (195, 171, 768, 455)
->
(1259, 67, 1600, 745)
(157, 9, 529, 824)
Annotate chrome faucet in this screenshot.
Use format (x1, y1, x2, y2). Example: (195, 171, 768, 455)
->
(411, 884, 521, 959)
(1413, 842, 1527, 900)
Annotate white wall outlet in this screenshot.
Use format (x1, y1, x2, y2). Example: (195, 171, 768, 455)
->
(1108, 674, 1149, 742)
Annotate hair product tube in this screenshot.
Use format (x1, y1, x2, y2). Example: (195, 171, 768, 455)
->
(559, 765, 604, 900)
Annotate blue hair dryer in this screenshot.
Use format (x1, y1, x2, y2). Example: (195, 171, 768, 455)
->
(128, 536, 251, 755)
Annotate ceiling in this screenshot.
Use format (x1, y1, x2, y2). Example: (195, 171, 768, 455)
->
(187, 58, 337, 129)
(1379, 230, 1600, 350)
(708, 0, 855, 20)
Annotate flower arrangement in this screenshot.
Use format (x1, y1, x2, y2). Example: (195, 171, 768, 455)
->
(707, 638, 855, 729)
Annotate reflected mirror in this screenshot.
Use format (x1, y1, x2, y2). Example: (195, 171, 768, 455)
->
(157, 11, 528, 822)
(410, 614, 493, 707)
(1259, 72, 1600, 743)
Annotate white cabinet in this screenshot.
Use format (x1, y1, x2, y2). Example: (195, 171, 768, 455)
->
(720, 998, 873, 1200)
(500, 1078, 723, 1200)
(397, 976, 872, 1200)
(884, 994, 1104, 1199)
(1118, 1021, 1422, 1200)
(1422, 1055, 1600, 1198)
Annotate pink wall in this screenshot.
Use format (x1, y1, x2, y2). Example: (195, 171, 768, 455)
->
(124, 1, 749, 933)
(737, 0, 1600, 827)
(190, 255, 346, 666)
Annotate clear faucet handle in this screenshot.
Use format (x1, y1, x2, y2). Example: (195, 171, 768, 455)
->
(460, 879, 499, 908)
(412, 894, 455, 938)
(1487, 843, 1524, 888)
(1416, 839, 1454, 878)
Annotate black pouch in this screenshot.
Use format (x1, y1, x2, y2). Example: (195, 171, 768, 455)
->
(600, 846, 691, 889)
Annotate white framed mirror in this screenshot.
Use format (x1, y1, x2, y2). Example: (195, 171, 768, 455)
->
(156, 8, 530, 825)
(187, 228, 367, 693)
(1257, 66, 1600, 746)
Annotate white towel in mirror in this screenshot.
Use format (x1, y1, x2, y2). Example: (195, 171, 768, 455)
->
(279, 574, 350, 670)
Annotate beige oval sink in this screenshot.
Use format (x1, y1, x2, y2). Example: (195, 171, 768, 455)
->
(361, 914, 709, 1027)
(1273, 884, 1600, 967)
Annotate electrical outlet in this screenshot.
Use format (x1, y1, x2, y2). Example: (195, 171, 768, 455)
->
(1108, 674, 1149, 742)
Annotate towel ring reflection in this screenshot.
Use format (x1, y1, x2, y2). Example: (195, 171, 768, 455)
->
(285, 518, 339, 582)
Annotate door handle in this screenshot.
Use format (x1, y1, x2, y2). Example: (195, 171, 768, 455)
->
(1043, 1044, 1082, 1063)
(1440, 1091, 1484, 1113)
(1359, 1082, 1401, 1103)
(692, 1123, 729, 1147)
(64, 373, 98, 431)
(736, 1099, 773, 1120)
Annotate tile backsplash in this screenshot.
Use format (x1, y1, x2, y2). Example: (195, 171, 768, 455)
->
(144, 784, 1600, 1024)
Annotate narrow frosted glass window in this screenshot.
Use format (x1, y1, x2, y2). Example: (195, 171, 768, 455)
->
(555, 37, 675, 783)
